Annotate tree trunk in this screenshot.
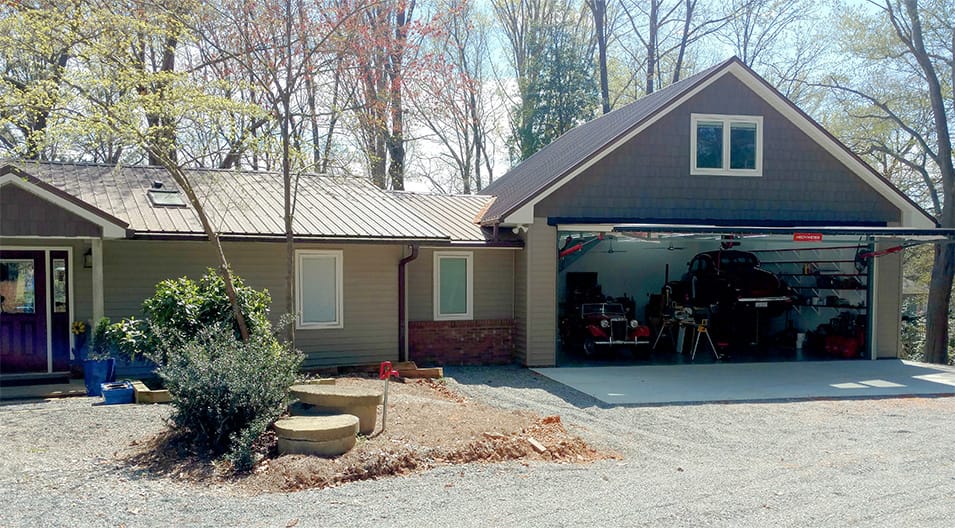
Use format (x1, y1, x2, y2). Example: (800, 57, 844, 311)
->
(672, 0, 694, 84)
(646, 0, 658, 94)
(282, 0, 296, 346)
(925, 244, 955, 363)
(590, 0, 610, 114)
(902, 0, 955, 364)
(161, 163, 250, 342)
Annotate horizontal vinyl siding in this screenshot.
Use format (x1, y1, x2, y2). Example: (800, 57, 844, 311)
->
(407, 248, 515, 321)
(295, 243, 402, 367)
(524, 219, 557, 366)
(101, 239, 403, 367)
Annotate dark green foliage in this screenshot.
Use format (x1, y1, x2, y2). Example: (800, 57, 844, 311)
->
(88, 317, 113, 360)
(142, 269, 272, 351)
(157, 327, 302, 471)
(512, 22, 599, 161)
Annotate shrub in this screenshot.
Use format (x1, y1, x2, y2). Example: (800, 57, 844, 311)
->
(87, 317, 152, 361)
(142, 269, 273, 354)
(157, 326, 302, 471)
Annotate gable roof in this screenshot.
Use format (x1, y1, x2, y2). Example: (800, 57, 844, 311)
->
(0, 165, 129, 238)
(478, 57, 936, 229)
(1, 161, 508, 244)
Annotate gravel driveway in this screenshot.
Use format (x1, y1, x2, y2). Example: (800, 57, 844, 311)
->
(3, 366, 954, 527)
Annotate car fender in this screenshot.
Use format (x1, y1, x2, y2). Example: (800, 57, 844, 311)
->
(585, 325, 608, 338)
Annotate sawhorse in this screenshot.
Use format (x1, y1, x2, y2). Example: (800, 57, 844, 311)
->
(690, 319, 722, 361)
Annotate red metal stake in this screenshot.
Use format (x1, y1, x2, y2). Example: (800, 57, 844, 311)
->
(379, 361, 400, 434)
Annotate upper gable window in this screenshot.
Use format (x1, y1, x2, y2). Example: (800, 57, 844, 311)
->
(690, 114, 763, 176)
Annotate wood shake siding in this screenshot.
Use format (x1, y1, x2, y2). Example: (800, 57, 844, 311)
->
(406, 248, 515, 321)
(535, 74, 902, 225)
(523, 218, 557, 366)
(101, 239, 403, 367)
(1, 185, 102, 237)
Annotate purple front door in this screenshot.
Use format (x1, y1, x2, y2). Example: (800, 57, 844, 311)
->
(0, 250, 49, 373)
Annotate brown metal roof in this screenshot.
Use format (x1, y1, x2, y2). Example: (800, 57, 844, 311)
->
(387, 191, 519, 244)
(4, 161, 493, 243)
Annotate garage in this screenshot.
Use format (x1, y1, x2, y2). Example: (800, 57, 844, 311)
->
(556, 225, 932, 365)
(477, 58, 946, 368)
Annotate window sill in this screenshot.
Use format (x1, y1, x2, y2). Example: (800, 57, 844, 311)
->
(691, 169, 762, 177)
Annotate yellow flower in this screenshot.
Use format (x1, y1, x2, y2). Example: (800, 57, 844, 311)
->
(71, 321, 87, 335)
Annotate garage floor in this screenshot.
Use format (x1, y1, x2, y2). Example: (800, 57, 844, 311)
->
(532, 359, 955, 405)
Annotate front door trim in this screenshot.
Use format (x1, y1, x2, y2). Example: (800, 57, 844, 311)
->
(1, 245, 74, 373)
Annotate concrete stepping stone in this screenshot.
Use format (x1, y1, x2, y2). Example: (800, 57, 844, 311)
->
(273, 415, 359, 457)
(289, 384, 383, 435)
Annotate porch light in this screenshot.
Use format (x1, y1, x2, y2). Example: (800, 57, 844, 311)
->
(84, 249, 92, 268)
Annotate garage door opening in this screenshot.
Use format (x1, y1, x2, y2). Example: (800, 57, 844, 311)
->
(556, 229, 877, 366)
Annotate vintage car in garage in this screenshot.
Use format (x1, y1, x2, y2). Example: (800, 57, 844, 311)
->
(561, 302, 651, 357)
(668, 250, 793, 309)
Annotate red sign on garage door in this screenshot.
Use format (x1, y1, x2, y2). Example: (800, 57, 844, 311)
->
(793, 233, 823, 242)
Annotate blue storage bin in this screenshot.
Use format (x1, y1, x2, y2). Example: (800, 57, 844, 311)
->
(100, 381, 134, 405)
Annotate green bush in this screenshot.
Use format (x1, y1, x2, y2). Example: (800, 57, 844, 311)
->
(142, 269, 273, 354)
(157, 326, 302, 471)
(87, 317, 152, 361)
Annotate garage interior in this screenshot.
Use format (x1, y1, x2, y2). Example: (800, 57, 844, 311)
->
(556, 227, 879, 366)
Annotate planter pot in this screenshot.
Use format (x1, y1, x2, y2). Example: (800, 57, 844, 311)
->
(83, 359, 116, 396)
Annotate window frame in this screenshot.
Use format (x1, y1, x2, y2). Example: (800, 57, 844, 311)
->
(690, 113, 763, 177)
(295, 249, 344, 330)
(433, 251, 474, 321)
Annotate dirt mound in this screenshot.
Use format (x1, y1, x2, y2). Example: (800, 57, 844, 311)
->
(124, 378, 616, 493)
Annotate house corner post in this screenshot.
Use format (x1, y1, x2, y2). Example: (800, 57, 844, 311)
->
(91, 238, 104, 325)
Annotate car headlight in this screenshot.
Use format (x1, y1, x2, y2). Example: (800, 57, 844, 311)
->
(600, 320, 610, 328)
(630, 320, 639, 328)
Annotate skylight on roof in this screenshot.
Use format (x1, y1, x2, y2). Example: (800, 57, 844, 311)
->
(147, 188, 186, 208)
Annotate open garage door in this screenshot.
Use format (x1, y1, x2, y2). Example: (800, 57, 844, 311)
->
(555, 224, 954, 366)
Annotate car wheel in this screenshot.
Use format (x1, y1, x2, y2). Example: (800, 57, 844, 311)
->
(582, 337, 596, 357)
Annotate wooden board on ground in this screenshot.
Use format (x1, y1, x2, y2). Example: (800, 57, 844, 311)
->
(399, 367, 443, 379)
(131, 381, 172, 404)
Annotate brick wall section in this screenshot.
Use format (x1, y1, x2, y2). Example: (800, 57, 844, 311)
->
(409, 319, 515, 365)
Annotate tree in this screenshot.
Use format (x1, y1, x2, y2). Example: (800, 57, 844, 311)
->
(825, 0, 953, 363)
(618, 0, 733, 95)
(585, 0, 612, 114)
(344, 0, 423, 190)
(8, 1, 263, 340)
(195, 0, 367, 342)
(515, 18, 599, 159)
(0, 0, 83, 159)
(410, 0, 500, 193)
(717, 0, 828, 108)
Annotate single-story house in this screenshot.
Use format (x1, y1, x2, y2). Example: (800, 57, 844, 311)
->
(1, 57, 949, 377)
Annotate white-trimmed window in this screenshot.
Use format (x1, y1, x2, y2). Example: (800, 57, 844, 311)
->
(296, 250, 343, 329)
(690, 114, 763, 176)
(433, 251, 473, 321)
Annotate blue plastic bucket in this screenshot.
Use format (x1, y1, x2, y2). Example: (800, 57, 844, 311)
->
(83, 359, 116, 396)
